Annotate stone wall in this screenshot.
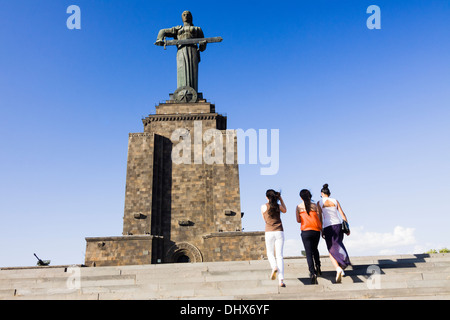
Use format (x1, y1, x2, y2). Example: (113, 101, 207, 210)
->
(122, 133, 155, 236)
(84, 235, 162, 267)
(202, 232, 266, 262)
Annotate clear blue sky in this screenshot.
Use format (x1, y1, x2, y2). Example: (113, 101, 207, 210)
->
(1, 0, 449, 267)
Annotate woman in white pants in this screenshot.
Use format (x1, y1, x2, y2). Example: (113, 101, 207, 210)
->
(261, 189, 287, 287)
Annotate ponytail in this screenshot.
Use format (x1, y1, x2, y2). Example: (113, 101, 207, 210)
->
(299, 189, 312, 216)
(266, 189, 281, 217)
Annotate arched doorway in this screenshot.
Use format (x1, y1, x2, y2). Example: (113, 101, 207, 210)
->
(166, 242, 203, 263)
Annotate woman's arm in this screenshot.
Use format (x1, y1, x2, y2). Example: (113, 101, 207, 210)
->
(336, 200, 348, 222)
(317, 204, 323, 226)
(261, 204, 268, 223)
(295, 205, 301, 223)
(317, 201, 323, 219)
(317, 201, 325, 238)
(279, 196, 287, 213)
(337, 200, 350, 235)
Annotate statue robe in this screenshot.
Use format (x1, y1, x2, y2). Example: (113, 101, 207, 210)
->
(156, 25, 206, 92)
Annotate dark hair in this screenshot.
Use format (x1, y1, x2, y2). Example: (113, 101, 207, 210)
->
(321, 183, 331, 196)
(299, 189, 312, 215)
(266, 189, 280, 217)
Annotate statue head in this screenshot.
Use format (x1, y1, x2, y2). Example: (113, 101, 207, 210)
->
(182, 11, 193, 25)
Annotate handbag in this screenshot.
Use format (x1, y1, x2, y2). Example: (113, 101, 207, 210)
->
(342, 220, 350, 235)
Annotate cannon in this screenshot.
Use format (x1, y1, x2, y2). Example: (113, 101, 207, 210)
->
(34, 253, 50, 266)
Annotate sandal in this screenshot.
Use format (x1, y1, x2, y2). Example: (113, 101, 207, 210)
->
(336, 268, 343, 283)
(270, 268, 278, 280)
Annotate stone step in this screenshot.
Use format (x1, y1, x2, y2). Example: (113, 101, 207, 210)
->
(118, 259, 450, 280)
(1, 265, 448, 287)
(8, 272, 449, 300)
(0, 274, 136, 290)
(129, 261, 450, 284)
(129, 268, 450, 288)
(11, 292, 99, 300)
(236, 286, 450, 300)
(0, 267, 68, 280)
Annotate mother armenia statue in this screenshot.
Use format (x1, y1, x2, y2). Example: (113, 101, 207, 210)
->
(155, 11, 222, 100)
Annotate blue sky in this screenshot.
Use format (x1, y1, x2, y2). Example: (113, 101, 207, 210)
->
(1, 0, 449, 267)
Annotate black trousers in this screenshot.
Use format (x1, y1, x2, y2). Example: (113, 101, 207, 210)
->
(301, 230, 321, 275)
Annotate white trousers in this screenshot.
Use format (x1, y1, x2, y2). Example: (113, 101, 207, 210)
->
(265, 231, 284, 280)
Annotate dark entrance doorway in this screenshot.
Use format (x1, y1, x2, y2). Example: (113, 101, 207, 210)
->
(176, 254, 190, 263)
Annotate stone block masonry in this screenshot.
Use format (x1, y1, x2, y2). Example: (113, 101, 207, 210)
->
(85, 97, 266, 266)
(85, 236, 163, 266)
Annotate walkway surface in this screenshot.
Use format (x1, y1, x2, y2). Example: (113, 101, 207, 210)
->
(1, 253, 449, 300)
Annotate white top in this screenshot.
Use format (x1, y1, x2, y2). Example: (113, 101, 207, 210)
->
(318, 197, 341, 228)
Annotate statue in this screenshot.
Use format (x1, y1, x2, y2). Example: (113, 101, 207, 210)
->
(155, 11, 222, 102)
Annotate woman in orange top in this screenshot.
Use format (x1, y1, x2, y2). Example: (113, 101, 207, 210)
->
(296, 189, 323, 284)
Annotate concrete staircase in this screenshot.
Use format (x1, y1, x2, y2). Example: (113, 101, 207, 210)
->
(1, 253, 449, 300)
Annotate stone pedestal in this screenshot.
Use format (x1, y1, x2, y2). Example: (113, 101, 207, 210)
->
(84, 97, 266, 266)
